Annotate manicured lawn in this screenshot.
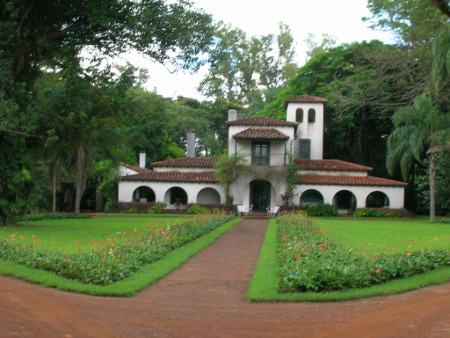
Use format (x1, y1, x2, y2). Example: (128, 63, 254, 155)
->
(247, 216, 450, 302)
(318, 218, 450, 255)
(0, 217, 188, 254)
(0, 215, 240, 296)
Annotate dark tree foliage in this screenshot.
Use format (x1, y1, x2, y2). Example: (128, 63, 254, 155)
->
(259, 41, 422, 176)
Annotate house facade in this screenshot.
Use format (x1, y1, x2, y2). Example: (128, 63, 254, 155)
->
(118, 95, 406, 213)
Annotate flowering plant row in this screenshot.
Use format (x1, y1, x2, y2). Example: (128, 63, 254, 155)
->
(0, 214, 233, 285)
(277, 213, 449, 292)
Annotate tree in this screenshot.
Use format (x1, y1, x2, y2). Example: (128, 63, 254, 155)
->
(260, 41, 422, 176)
(199, 22, 297, 108)
(214, 154, 248, 209)
(386, 95, 450, 220)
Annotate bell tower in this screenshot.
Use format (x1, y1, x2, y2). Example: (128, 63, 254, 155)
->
(284, 95, 328, 160)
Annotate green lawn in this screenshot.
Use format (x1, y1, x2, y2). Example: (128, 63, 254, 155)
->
(0, 217, 188, 254)
(318, 218, 450, 255)
(247, 217, 450, 302)
(0, 215, 241, 296)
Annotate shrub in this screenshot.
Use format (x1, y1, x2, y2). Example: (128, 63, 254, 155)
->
(21, 213, 91, 221)
(303, 204, 338, 217)
(103, 200, 116, 213)
(186, 205, 210, 214)
(353, 209, 402, 218)
(121, 207, 138, 214)
(0, 214, 234, 285)
(277, 213, 449, 293)
(148, 204, 165, 214)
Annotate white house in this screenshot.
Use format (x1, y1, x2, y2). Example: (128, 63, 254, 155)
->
(118, 95, 407, 213)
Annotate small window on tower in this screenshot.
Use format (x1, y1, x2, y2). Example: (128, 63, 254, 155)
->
(296, 108, 303, 122)
(308, 108, 316, 123)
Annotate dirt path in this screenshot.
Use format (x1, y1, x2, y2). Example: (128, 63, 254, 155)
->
(0, 219, 449, 337)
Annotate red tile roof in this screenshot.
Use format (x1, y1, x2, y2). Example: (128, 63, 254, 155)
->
(225, 117, 298, 127)
(121, 171, 218, 183)
(297, 175, 407, 187)
(120, 162, 151, 174)
(295, 159, 373, 172)
(284, 95, 328, 108)
(152, 157, 219, 168)
(233, 127, 289, 140)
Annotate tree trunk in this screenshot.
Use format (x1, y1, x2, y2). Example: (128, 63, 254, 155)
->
(51, 159, 59, 213)
(74, 145, 92, 214)
(429, 152, 437, 221)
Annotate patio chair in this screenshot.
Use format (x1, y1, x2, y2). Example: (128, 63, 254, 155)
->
(237, 205, 249, 216)
(174, 199, 183, 211)
(267, 205, 280, 217)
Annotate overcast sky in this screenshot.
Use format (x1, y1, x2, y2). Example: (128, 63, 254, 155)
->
(128, 0, 395, 100)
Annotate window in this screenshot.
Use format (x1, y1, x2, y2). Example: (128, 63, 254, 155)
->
(295, 108, 303, 122)
(308, 108, 316, 123)
(252, 142, 270, 165)
(299, 139, 311, 159)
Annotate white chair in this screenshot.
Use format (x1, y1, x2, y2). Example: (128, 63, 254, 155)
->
(174, 199, 183, 211)
(237, 205, 248, 216)
(267, 205, 280, 217)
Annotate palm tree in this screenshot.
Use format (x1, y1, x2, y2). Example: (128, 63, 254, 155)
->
(386, 95, 449, 220)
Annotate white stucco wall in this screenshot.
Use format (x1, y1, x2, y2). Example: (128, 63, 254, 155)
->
(298, 170, 368, 176)
(118, 165, 139, 176)
(286, 102, 324, 159)
(118, 181, 224, 207)
(295, 184, 405, 209)
(228, 125, 296, 162)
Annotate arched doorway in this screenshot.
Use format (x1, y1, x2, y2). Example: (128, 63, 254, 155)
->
(132, 186, 155, 203)
(366, 191, 389, 208)
(333, 190, 356, 213)
(166, 187, 188, 205)
(300, 189, 324, 206)
(197, 188, 221, 204)
(250, 180, 271, 212)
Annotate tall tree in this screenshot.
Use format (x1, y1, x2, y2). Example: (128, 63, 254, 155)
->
(386, 95, 450, 220)
(199, 22, 297, 108)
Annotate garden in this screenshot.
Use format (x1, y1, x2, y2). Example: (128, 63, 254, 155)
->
(0, 214, 240, 296)
(248, 212, 450, 302)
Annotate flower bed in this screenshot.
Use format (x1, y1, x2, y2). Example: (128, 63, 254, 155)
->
(277, 213, 449, 292)
(0, 214, 233, 285)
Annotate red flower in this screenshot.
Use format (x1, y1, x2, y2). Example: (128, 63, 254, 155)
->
(375, 269, 381, 273)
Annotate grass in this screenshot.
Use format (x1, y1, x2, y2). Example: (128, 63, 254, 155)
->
(319, 218, 450, 255)
(0, 216, 241, 296)
(0, 217, 189, 254)
(247, 218, 450, 302)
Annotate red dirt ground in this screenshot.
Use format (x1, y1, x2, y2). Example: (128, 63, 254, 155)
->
(0, 219, 449, 337)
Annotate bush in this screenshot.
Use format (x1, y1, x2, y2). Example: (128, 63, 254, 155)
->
(0, 214, 234, 285)
(103, 200, 116, 213)
(303, 204, 338, 217)
(121, 207, 138, 214)
(277, 213, 449, 293)
(148, 204, 165, 214)
(186, 205, 210, 214)
(353, 209, 402, 218)
(21, 213, 91, 221)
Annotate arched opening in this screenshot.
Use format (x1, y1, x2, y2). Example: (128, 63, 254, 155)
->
(132, 186, 155, 203)
(197, 188, 221, 204)
(333, 190, 356, 213)
(250, 180, 271, 212)
(300, 189, 324, 206)
(165, 187, 188, 205)
(366, 191, 389, 208)
(308, 108, 316, 122)
(296, 108, 304, 122)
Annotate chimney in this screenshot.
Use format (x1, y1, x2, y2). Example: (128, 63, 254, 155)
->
(139, 151, 146, 168)
(186, 131, 195, 158)
(228, 109, 237, 122)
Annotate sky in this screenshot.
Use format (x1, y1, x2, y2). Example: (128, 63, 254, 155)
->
(127, 0, 395, 100)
